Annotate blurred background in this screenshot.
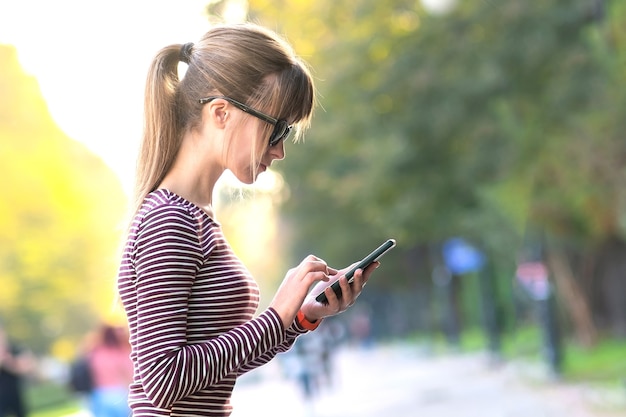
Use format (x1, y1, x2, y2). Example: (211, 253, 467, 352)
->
(1, 0, 625, 416)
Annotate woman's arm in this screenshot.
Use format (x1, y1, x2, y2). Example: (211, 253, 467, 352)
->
(235, 316, 311, 376)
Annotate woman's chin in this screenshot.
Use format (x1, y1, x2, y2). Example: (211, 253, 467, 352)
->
(230, 166, 265, 185)
(232, 172, 255, 185)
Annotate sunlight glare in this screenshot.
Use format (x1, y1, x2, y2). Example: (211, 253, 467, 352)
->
(221, 0, 249, 23)
(0, 0, 235, 196)
(420, 0, 458, 15)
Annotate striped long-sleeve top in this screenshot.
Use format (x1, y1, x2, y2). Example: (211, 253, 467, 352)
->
(117, 189, 309, 416)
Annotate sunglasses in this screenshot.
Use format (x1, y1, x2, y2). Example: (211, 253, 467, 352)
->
(198, 96, 292, 147)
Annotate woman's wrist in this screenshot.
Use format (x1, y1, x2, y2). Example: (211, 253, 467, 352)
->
(297, 309, 322, 331)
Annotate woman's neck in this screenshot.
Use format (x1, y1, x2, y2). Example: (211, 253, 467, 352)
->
(158, 133, 224, 214)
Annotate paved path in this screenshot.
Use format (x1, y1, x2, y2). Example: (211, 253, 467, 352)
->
(230, 344, 626, 417)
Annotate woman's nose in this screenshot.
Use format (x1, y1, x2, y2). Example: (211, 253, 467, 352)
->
(269, 140, 286, 160)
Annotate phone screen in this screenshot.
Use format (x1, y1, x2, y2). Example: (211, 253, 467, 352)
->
(315, 238, 396, 304)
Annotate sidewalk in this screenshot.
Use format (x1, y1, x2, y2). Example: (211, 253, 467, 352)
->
(231, 344, 626, 417)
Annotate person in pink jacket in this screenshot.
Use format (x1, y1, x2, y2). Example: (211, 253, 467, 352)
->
(88, 324, 133, 417)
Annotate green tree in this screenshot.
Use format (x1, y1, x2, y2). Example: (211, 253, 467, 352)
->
(0, 45, 127, 356)
(249, 0, 626, 341)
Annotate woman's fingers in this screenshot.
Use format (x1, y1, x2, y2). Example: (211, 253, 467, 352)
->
(275, 255, 381, 327)
(270, 255, 334, 327)
(302, 260, 381, 321)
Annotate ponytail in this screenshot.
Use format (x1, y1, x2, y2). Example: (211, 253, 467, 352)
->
(132, 45, 184, 217)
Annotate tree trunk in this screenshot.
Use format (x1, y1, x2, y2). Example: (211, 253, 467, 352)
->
(595, 236, 626, 338)
(546, 248, 597, 348)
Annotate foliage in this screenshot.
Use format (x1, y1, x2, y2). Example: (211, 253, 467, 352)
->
(0, 45, 128, 355)
(253, 0, 619, 247)
(248, 0, 626, 339)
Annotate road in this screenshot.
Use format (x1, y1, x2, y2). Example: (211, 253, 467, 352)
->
(230, 344, 626, 417)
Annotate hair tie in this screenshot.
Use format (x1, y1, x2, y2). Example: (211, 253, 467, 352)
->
(180, 42, 194, 64)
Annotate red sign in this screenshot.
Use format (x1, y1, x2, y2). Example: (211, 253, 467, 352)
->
(515, 262, 550, 300)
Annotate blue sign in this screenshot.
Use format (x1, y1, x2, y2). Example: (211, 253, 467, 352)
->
(442, 238, 485, 275)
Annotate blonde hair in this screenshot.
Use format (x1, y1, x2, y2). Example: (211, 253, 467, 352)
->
(132, 23, 316, 216)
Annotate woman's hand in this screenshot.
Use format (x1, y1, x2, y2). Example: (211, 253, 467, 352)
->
(269, 255, 335, 328)
(299, 261, 380, 323)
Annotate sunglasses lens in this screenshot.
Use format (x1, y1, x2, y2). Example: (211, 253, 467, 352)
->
(269, 121, 291, 147)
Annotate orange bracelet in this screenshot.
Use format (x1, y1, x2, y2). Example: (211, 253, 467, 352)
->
(297, 310, 322, 331)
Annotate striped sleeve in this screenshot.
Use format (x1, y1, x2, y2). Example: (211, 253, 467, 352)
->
(235, 313, 310, 376)
(131, 205, 286, 409)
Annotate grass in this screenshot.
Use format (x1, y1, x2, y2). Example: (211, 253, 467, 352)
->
(25, 381, 82, 417)
(31, 403, 82, 417)
(406, 324, 626, 383)
(563, 337, 626, 382)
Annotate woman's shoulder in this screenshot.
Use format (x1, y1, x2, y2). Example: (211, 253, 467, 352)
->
(141, 188, 190, 212)
(134, 189, 219, 239)
(138, 189, 208, 223)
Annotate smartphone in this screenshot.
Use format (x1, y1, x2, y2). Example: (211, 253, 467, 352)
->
(315, 238, 396, 304)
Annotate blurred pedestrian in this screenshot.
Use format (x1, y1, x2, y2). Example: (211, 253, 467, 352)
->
(349, 306, 373, 348)
(318, 320, 344, 388)
(288, 322, 342, 402)
(0, 324, 35, 417)
(68, 331, 96, 409)
(116, 22, 381, 417)
(87, 324, 133, 417)
(292, 331, 326, 401)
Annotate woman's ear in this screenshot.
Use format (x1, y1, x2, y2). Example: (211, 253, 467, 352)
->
(203, 99, 229, 129)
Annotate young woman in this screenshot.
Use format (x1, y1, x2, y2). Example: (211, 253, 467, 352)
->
(117, 22, 380, 417)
